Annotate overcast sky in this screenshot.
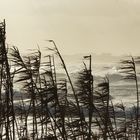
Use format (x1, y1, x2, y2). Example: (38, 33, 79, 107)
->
(0, 0, 140, 55)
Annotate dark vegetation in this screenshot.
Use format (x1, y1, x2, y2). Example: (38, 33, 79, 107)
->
(0, 20, 140, 140)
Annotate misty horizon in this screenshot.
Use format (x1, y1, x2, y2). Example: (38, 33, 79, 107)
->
(1, 0, 140, 55)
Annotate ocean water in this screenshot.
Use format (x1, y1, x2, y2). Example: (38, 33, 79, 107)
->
(13, 55, 140, 109)
(9, 55, 140, 139)
(65, 60, 140, 108)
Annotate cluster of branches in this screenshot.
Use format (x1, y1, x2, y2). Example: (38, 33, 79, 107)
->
(0, 20, 140, 140)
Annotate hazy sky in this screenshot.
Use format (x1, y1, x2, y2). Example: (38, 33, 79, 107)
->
(0, 0, 140, 55)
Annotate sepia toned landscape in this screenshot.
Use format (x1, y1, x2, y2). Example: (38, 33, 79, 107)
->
(1, 0, 140, 140)
(0, 20, 140, 139)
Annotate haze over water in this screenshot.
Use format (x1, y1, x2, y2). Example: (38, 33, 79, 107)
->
(0, 0, 140, 56)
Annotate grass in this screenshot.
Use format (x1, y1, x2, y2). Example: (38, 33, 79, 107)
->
(0, 20, 140, 140)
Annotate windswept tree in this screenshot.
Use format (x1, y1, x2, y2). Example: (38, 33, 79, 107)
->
(0, 20, 16, 140)
(93, 76, 118, 140)
(120, 56, 139, 139)
(46, 40, 88, 138)
(10, 46, 42, 140)
(75, 55, 94, 139)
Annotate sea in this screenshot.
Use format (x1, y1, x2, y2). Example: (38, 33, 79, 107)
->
(61, 54, 140, 109)
(13, 53, 140, 109)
